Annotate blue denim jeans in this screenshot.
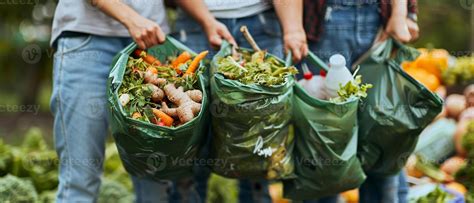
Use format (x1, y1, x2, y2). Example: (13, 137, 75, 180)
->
(305, 3, 408, 203)
(51, 34, 169, 202)
(170, 9, 283, 203)
(308, 3, 380, 68)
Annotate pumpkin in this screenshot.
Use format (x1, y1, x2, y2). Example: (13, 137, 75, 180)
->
(269, 182, 289, 203)
(416, 48, 449, 80)
(445, 182, 467, 195)
(341, 189, 359, 203)
(405, 68, 441, 91)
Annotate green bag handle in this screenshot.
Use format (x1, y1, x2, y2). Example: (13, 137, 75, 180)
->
(307, 51, 329, 72)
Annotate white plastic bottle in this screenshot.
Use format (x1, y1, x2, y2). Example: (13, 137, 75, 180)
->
(324, 54, 353, 98)
(298, 63, 327, 100)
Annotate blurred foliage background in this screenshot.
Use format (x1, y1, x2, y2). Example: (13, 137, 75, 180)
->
(0, 0, 472, 202)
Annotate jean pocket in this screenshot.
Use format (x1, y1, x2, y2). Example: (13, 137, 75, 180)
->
(260, 11, 282, 38)
(56, 34, 93, 55)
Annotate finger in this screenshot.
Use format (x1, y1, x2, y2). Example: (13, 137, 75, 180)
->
(219, 29, 237, 47)
(136, 38, 146, 50)
(378, 31, 390, 43)
(292, 46, 302, 62)
(301, 43, 309, 57)
(140, 31, 152, 48)
(409, 30, 419, 42)
(147, 28, 158, 46)
(208, 35, 223, 49)
(155, 26, 166, 44)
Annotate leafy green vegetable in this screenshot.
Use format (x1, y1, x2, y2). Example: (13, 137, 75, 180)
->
(217, 50, 298, 86)
(462, 121, 474, 158)
(22, 127, 48, 152)
(38, 190, 56, 203)
(416, 186, 453, 203)
(0, 140, 12, 176)
(98, 179, 134, 203)
(330, 75, 373, 103)
(0, 127, 134, 201)
(442, 56, 474, 86)
(0, 174, 38, 202)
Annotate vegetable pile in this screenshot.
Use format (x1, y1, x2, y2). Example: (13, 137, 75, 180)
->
(0, 127, 133, 203)
(402, 48, 449, 91)
(329, 75, 373, 103)
(216, 49, 297, 86)
(416, 186, 454, 203)
(118, 49, 207, 127)
(0, 174, 38, 202)
(455, 121, 474, 199)
(443, 56, 474, 86)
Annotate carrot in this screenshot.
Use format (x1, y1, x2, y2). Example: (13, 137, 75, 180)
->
(133, 49, 161, 66)
(152, 108, 174, 127)
(171, 51, 192, 74)
(184, 51, 208, 75)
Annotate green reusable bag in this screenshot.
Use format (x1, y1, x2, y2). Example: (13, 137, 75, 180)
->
(107, 37, 209, 180)
(283, 52, 366, 200)
(208, 41, 295, 180)
(356, 39, 443, 176)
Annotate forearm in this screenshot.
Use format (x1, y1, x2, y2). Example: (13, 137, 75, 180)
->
(391, 0, 408, 17)
(273, 0, 304, 34)
(175, 0, 216, 27)
(91, 0, 141, 28)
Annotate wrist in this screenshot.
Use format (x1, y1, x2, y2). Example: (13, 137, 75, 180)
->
(283, 26, 305, 36)
(198, 15, 217, 30)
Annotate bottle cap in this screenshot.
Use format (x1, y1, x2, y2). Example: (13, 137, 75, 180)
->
(303, 72, 313, 80)
(329, 54, 346, 67)
(319, 70, 326, 77)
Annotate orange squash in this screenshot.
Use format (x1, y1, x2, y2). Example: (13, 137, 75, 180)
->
(341, 189, 359, 203)
(269, 183, 289, 203)
(445, 182, 467, 195)
(405, 68, 441, 91)
(415, 48, 449, 80)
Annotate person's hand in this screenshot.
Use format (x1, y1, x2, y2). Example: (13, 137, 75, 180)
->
(283, 29, 308, 62)
(384, 15, 412, 43)
(125, 15, 166, 49)
(406, 18, 419, 41)
(203, 19, 237, 49)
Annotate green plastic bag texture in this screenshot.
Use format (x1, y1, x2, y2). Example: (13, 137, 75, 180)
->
(356, 39, 443, 176)
(283, 53, 366, 200)
(209, 41, 295, 180)
(107, 37, 209, 180)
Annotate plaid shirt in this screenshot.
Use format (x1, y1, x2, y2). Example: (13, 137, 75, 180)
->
(304, 0, 418, 42)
